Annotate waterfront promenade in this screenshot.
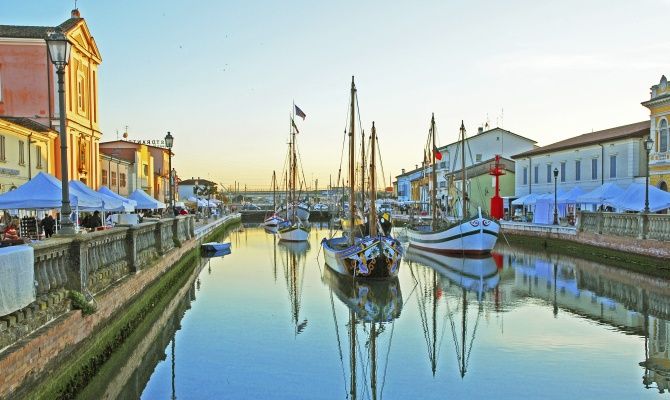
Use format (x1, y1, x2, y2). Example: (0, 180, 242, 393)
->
(0, 213, 240, 398)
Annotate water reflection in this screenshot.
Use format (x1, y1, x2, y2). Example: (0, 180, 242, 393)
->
(277, 239, 311, 335)
(405, 247, 501, 378)
(75, 227, 670, 399)
(322, 266, 403, 400)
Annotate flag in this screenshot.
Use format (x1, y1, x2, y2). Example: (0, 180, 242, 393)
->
(291, 118, 300, 134)
(434, 145, 442, 161)
(295, 105, 306, 120)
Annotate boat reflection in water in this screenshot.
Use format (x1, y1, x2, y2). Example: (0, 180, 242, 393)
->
(405, 246, 500, 378)
(322, 265, 403, 399)
(277, 240, 311, 335)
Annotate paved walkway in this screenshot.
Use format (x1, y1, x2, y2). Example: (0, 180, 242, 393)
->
(194, 213, 240, 239)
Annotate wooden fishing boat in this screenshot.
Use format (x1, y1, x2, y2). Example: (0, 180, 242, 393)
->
(407, 118, 499, 255)
(321, 77, 403, 278)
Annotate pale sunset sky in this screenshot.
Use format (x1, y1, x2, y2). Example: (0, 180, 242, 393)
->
(4, 0, 670, 189)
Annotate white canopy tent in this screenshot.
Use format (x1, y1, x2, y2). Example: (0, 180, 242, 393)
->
(575, 183, 625, 205)
(69, 181, 125, 212)
(604, 183, 670, 213)
(0, 172, 101, 210)
(97, 186, 136, 212)
(557, 187, 586, 204)
(129, 190, 166, 210)
(511, 193, 540, 206)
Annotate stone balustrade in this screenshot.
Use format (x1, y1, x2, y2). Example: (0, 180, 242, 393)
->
(580, 211, 670, 240)
(28, 216, 196, 298)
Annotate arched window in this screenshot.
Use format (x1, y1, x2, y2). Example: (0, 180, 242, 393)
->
(660, 119, 669, 153)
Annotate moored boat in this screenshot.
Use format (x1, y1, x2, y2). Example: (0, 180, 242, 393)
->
(201, 242, 231, 252)
(408, 118, 499, 255)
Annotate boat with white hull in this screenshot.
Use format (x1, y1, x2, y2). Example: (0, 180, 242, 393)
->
(278, 222, 310, 242)
(407, 211, 499, 256)
(278, 202, 310, 222)
(408, 118, 499, 255)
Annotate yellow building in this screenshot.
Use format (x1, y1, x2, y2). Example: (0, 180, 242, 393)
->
(60, 10, 103, 187)
(642, 75, 670, 191)
(0, 117, 57, 193)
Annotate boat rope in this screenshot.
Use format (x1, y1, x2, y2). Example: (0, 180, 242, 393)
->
(380, 319, 396, 399)
(463, 302, 484, 376)
(409, 264, 436, 369)
(444, 290, 463, 374)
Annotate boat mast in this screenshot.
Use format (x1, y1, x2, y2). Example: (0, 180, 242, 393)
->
(348, 76, 356, 245)
(361, 126, 366, 217)
(272, 170, 277, 211)
(370, 322, 377, 400)
(291, 119, 297, 223)
(431, 113, 438, 229)
(460, 121, 467, 219)
(460, 287, 467, 378)
(369, 122, 377, 237)
(432, 269, 437, 375)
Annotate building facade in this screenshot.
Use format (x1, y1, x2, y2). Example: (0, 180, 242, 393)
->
(512, 121, 650, 197)
(395, 126, 534, 216)
(178, 178, 216, 201)
(99, 140, 173, 202)
(99, 153, 133, 197)
(642, 75, 670, 192)
(0, 117, 57, 193)
(0, 9, 103, 187)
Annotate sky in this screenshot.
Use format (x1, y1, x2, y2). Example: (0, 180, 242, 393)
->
(4, 0, 670, 189)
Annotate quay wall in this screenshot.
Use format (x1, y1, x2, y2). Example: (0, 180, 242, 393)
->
(0, 214, 240, 399)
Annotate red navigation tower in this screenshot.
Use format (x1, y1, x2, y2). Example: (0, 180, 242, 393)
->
(489, 155, 506, 219)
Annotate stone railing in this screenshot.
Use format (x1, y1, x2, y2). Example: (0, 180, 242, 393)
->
(26, 216, 197, 298)
(647, 214, 670, 241)
(580, 211, 670, 240)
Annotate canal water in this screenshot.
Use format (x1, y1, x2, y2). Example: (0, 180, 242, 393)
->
(93, 226, 669, 399)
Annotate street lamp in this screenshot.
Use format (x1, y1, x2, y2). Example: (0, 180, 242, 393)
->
(644, 136, 654, 214)
(553, 167, 559, 225)
(165, 131, 174, 212)
(46, 31, 74, 235)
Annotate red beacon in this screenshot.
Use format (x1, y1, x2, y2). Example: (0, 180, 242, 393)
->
(489, 155, 506, 220)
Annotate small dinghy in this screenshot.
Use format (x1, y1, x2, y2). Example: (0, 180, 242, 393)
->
(202, 247, 232, 258)
(201, 242, 231, 252)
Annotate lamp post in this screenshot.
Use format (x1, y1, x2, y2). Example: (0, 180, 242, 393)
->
(644, 136, 654, 214)
(46, 31, 74, 235)
(164, 131, 174, 212)
(553, 167, 559, 225)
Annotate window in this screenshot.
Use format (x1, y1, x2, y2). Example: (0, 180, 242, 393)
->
(533, 165, 539, 184)
(0, 135, 5, 161)
(101, 169, 108, 186)
(0, 65, 3, 102)
(111, 171, 117, 187)
(560, 162, 566, 182)
(523, 167, 528, 185)
(77, 73, 86, 113)
(546, 164, 552, 183)
(575, 160, 581, 181)
(591, 158, 598, 180)
(439, 161, 446, 169)
(18, 141, 25, 165)
(660, 119, 669, 153)
(120, 173, 127, 188)
(143, 164, 149, 176)
(36, 146, 42, 169)
(610, 155, 617, 178)
(439, 181, 446, 188)
(476, 154, 482, 162)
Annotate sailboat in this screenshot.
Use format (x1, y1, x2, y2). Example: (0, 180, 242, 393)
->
(322, 265, 403, 399)
(264, 170, 284, 229)
(405, 245, 500, 378)
(278, 114, 310, 242)
(321, 77, 403, 279)
(407, 118, 500, 256)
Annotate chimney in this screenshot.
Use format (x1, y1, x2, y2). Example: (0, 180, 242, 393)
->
(415, 164, 418, 170)
(478, 127, 484, 134)
(401, 168, 405, 174)
(71, 9, 81, 18)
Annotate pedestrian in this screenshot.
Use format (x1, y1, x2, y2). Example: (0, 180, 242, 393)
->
(40, 215, 56, 238)
(88, 211, 102, 229)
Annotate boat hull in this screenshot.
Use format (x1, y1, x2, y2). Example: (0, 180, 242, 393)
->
(407, 216, 499, 255)
(278, 224, 310, 242)
(263, 215, 284, 229)
(201, 242, 231, 252)
(321, 235, 403, 279)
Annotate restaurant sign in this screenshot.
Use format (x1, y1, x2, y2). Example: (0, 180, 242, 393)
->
(124, 139, 167, 148)
(0, 167, 20, 176)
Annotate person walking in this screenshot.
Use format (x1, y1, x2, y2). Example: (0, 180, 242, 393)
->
(40, 215, 56, 238)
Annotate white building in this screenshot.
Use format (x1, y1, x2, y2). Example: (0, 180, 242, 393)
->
(435, 127, 536, 200)
(512, 121, 650, 197)
(178, 178, 217, 201)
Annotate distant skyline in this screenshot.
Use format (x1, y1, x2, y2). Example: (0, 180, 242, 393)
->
(4, 0, 670, 189)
